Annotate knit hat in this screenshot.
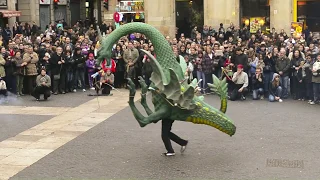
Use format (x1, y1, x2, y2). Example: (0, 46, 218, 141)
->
(272, 73, 280, 81)
(237, 64, 243, 69)
(45, 52, 51, 58)
(88, 53, 94, 57)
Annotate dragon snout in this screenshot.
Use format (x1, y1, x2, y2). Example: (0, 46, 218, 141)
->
(186, 109, 236, 136)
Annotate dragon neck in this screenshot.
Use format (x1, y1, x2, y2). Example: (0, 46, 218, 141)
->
(98, 22, 184, 80)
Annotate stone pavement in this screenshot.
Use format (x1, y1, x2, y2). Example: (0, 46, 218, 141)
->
(0, 89, 139, 180)
(1, 90, 320, 180)
(7, 95, 320, 180)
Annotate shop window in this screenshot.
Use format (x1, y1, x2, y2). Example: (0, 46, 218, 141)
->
(116, 1, 145, 23)
(298, 0, 320, 32)
(240, 0, 270, 33)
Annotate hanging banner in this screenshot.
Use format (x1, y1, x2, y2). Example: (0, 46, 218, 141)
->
(249, 17, 265, 33)
(291, 22, 303, 38)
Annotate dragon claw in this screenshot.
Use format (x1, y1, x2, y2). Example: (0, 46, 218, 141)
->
(127, 78, 136, 97)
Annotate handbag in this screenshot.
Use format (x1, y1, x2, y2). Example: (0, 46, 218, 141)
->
(54, 74, 60, 80)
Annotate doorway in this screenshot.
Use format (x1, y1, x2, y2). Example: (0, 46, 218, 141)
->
(298, 0, 320, 32)
(239, 0, 270, 32)
(39, 5, 51, 31)
(176, 0, 204, 38)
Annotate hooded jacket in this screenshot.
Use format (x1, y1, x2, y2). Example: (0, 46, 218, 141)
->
(269, 73, 281, 96)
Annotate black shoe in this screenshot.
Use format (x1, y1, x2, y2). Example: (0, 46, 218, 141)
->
(162, 152, 175, 156)
(44, 97, 48, 100)
(241, 95, 246, 100)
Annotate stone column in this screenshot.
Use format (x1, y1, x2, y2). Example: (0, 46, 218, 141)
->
(102, 0, 117, 24)
(270, 0, 292, 33)
(18, 0, 39, 25)
(80, 0, 86, 20)
(144, 0, 176, 38)
(204, 0, 240, 29)
(7, 0, 16, 28)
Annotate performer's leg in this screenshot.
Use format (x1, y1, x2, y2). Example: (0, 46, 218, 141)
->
(161, 119, 175, 153)
(169, 131, 188, 147)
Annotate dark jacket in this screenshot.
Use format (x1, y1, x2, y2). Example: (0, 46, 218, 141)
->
(290, 57, 303, 77)
(275, 56, 291, 77)
(74, 53, 86, 70)
(263, 56, 276, 73)
(232, 53, 248, 72)
(65, 55, 76, 72)
(252, 74, 264, 90)
(202, 54, 214, 74)
(50, 52, 64, 75)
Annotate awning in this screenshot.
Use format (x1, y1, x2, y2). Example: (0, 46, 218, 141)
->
(0, 10, 21, 18)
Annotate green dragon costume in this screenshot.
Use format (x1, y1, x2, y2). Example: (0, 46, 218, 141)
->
(97, 22, 236, 136)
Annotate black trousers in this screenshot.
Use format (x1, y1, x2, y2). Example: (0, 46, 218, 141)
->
(161, 119, 188, 153)
(53, 72, 66, 93)
(32, 86, 51, 99)
(230, 84, 248, 101)
(26, 75, 36, 94)
(96, 83, 112, 95)
(0, 89, 8, 96)
(114, 71, 125, 88)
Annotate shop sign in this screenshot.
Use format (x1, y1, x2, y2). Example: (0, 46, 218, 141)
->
(249, 17, 265, 33)
(291, 22, 303, 38)
(40, 0, 50, 5)
(118, 1, 144, 13)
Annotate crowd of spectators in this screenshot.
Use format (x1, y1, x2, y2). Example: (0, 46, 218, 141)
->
(0, 20, 320, 105)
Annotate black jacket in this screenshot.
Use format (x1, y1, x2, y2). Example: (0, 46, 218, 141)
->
(50, 53, 64, 75)
(252, 74, 264, 90)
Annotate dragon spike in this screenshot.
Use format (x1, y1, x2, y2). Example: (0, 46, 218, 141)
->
(140, 49, 166, 91)
(162, 69, 181, 101)
(208, 74, 228, 98)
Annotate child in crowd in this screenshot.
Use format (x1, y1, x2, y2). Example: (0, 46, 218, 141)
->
(86, 53, 96, 90)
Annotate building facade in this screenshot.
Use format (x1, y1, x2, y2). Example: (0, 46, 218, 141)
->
(0, 0, 21, 27)
(2, 0, 318, 39)
(101, 0, 297, 38)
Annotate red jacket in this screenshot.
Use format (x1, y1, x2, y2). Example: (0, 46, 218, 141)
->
(101, 59, 116, 73)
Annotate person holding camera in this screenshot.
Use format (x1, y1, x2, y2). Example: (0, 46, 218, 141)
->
(252, 67, 264, 100)
(32, 68, 51, 101)
(23, 45, 39, 94)
(230, 64, 249, 101)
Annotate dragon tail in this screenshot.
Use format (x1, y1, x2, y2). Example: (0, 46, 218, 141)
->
(207, 74, 228, 113)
